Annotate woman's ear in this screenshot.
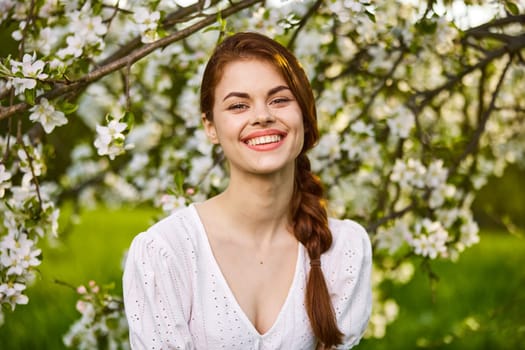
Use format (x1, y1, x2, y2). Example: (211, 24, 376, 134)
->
(202, 113, 219, 144)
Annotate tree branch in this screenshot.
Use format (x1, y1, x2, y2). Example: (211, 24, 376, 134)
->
(448, 54, 514, 177)
(287, 0, 323, 50)
(0, 0, 263, 121)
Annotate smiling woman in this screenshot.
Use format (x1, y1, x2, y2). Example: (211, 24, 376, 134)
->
(123, 32, 372, 350)
(203, 58, 304, 175)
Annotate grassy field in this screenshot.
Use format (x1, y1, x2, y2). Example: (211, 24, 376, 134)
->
(0, 206, 524, 349)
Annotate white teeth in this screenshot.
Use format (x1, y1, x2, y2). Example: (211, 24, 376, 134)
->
(246, 134, 282, 146)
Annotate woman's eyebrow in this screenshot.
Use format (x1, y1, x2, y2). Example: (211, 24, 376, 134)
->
(222, 92, 249, 102)
(222, 85, 291, 102)
(267, 85, 290, 97)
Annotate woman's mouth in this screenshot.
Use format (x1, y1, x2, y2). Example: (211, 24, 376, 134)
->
(245, 134, 283, 146)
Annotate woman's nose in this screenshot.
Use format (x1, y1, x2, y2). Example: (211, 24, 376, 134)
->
(251, 105, 275, 125)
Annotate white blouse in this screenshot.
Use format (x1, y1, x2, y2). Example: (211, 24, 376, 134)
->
(123, 204, 372, 350)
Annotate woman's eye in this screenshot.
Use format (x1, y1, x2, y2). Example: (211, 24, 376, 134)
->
(271, 97, 291, 105)
(228, 103, 248, 111)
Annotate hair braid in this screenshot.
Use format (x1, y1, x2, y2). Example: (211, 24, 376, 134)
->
(291, 154, 343, 348)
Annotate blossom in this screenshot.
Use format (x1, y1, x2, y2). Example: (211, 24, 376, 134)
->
(29, 98, 68, 133)
(159, 194, 187, 214)
(434, 18, 457, 55)
(17, 145, 44, 184)
(425, 159, 448, 188)
(390, 158, 427, 189)
(0, 233, 41, 275)
(429, 183, 456, 209)
(0, 0, 15, 22)
(409, 219, 449, 259)
(351, 120, 374, 136)
(174, 0, 199, 7)
(133, 7, 160, 43)
(57, 34, 85, 58)
(459, 216, 480, 249)
(93, 118, 130, 160)
(36, 27, 61, 55)
(0, 282, 29, 310)
(0, 164, 12, 198)
(386, 106, 415, 139)
(73, 14, 107, 45)
(9, 52, 48, 95)
(375, 219, 410, 254)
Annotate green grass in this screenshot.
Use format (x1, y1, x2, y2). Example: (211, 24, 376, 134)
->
(1, 207, 524, 349)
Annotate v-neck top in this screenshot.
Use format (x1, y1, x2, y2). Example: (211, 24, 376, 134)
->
(123, 204, 372, 350)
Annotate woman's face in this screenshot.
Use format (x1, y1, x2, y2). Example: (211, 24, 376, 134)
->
(203, 59, 304, 177)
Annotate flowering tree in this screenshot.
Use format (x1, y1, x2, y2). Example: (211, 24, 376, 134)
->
(0, 0, 524, 347)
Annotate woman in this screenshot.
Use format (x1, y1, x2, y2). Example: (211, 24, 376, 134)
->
(123, 32, 372, 349)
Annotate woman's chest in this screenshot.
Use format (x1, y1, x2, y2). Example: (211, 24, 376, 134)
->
(186, 244, 315, 349)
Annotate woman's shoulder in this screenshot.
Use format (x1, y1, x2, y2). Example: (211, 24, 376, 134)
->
(130, 204, 201, 253)
(326, 217, 372, 258)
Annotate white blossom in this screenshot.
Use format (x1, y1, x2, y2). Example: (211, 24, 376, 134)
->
(429, 183, 456, 209)
(0, 164, 12, 198)
(425, 159, 448, 188)
(9, 52, 48, 95)
(434, 18, 457, 55)
(159, 194, 187, 214)
(57, 34, 85, 58)
(408, 219, 449, 259)
(375, 219, 410, 254)
(133, 7, 160, 43)
(29, 98, 68, 133)
(390, 158, 427, 189)
(71, 13, 107, 45)
(36, 27, 62, 55)
(386, 106, 415, 139)
(93, 118, 130, 160)
(0, 282, 29, 310)
(174, 0, 199, 7)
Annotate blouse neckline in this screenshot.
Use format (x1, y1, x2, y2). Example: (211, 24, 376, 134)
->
(188, 203, 304, 339)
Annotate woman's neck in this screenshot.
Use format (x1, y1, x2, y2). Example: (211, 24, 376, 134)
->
(215, 168, 295, 243)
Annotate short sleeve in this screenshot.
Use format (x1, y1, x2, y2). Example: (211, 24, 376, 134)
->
(123, 231, 194, 349)
(327, 220, 372, 349)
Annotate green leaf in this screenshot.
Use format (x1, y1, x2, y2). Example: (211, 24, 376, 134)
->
(174, 171, 185, 193)
(504, 1, 520, 15)
(25, 89, 36, 105)
(60, 101, 78, 115)
(365, 10, 376, 23)
(415, 18, 438, 34)
(203, 25, 221, 34)
(123, 111, 134, 130)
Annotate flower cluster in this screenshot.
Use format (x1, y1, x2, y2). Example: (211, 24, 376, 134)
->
(133, 7, 161, 43)
(0, 136, 60, 324)
(56, 11, 107, 60)
(29, 98, 68, 134)
(5, 52, 48, 95)
(63, 280, 129, 350)
(94, 115, 133, 160)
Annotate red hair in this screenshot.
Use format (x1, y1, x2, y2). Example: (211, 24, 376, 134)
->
(200, 32, 343, 347)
